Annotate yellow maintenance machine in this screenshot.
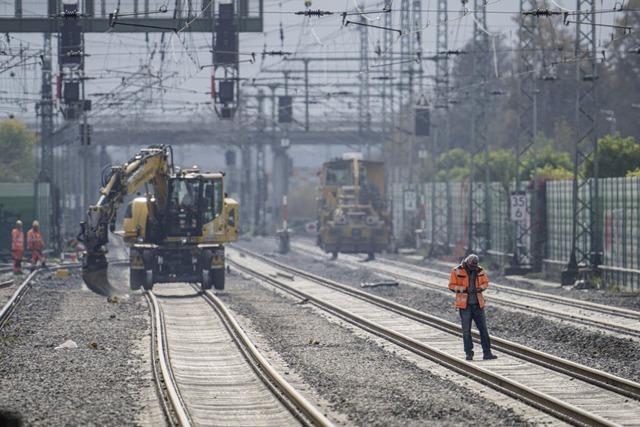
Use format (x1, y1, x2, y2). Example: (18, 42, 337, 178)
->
(78, 145, 238, 295)
(317, 155, 391, 260)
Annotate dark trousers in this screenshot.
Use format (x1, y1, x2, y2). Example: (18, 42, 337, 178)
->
(459, 303, 492, 356)
(12, 251, 23, 274)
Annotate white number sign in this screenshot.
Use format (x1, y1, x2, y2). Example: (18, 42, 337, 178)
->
(404, 190, 417, 211)
(510, 192, 527, 221)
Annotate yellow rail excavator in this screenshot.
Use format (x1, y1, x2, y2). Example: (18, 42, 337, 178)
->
(78, 145, 239, 296)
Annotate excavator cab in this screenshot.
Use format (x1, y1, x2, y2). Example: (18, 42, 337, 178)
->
(167, 178, 201, 235)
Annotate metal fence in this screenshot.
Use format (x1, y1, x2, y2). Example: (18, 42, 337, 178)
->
(0, 182, 51, 257)
(392, 176, 640, 291)
(599, 177, 639, 290)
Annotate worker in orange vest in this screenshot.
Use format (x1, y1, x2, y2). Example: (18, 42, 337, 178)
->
(27, 220, 46, 269)
(448, 254, 497, 361)
(11, 220, 24, 274)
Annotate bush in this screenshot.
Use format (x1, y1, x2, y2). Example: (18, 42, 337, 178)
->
(0, 119, 37, 182)
(584, 135, 640, 178)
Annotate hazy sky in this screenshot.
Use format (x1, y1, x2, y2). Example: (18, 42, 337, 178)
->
(0, 0, 621, 126)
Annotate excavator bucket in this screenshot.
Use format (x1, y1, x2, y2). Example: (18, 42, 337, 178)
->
(81, 252, 121, 297)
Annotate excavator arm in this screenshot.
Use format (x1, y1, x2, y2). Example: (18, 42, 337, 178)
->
(78, 145, 173, 295)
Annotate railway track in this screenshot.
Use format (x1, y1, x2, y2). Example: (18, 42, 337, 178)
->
(146, 282, 332, 427)
(292, 241, 640, 339)
(229, 246, 640, 427)
(0, 259, 126, 329)
(0, 269, 40, 329)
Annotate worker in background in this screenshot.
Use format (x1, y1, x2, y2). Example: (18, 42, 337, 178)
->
(27, 220, 46, 269)
(11, 220, 24, 275)
(448, 254, 497, 361)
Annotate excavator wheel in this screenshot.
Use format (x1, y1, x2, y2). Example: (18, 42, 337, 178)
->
(212, 268, 225, 290)
(142, 270, 154, 291)
(201, 269, 212, 291)
(129, 268, 143, 291)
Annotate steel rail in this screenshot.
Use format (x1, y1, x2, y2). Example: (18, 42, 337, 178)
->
(238, 247, 640, 400)
(291, 242, 640, 337)
(144, 291, 181, 427)
(199, 287, 333, 427)
(147, 284, 332, 427)
(373, 255, 640, 320)
(0, 269, 39, 329)
(364, 258, 640, 338)
(146, 291, 193, 427)
(230, 248, 639, 427)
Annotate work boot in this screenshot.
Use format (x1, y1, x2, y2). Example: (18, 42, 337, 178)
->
(465, 352, 474, 361)
(483, 353, 498, 360)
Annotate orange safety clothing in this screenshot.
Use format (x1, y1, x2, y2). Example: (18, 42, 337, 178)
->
(448, 264, 489, 309)
(11, 228, 24, 274)
(11, 228, 24, 252)
(28, 228, 46, 267)
(27, 228, 45, 252)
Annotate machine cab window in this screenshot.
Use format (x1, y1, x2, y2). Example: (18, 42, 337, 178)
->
(168, 179, 200, 235)
(202, 179, 223, 224)
(324, 162, 353, 186)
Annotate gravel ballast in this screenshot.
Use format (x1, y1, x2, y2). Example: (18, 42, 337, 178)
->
(239, 238, 640, 383)
(220, 270, 529, 426)
(0, 266, 163, 426)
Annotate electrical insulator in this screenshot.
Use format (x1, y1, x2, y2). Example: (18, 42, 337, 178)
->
(415, 106, 430, 136)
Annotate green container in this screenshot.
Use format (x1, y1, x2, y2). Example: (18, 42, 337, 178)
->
(0, 182, 50, 259)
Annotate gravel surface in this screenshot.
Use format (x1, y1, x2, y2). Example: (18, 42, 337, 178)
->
(0, 266, 164, 426)
(220, 270, 529, 426)
(0, 275, 18, 310)
(238, 238, 640, 383)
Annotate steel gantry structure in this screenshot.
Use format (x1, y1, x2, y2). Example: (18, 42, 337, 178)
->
(428, 0, 451, 256)
(562, 0, 601, 285)
(2, 0, 263, 248)
(508, 0, 540, 273)
(381, 0, 395, 135)
(467, 0, 492, 256)
(359, 15, 371, 138)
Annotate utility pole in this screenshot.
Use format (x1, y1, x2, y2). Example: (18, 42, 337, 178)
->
(467, 0, 491, 256)
(304, 58, 310, 131)
(255, 90, 267, 236)
(562, 0, 600, 285)
(358, 15, 371, 156)
(400, 0, 414, 183)
(38, 31, 57, 251)
(382, 0, 394, 135)
(412, 0, 423, 92)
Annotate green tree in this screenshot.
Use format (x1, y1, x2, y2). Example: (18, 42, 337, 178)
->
(483, 149, 516, 185)
(584, 135, 640, 178)
(531, 165, 574, 181)
(0, 119, 37, 182)
(434, 148, 470, 181)
(520, 136, 573, 180)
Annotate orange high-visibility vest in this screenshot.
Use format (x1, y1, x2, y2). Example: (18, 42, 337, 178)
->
(11, 229, 24, 252)
(27, 229, 44, 252)
(448, 265, 490, 309)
